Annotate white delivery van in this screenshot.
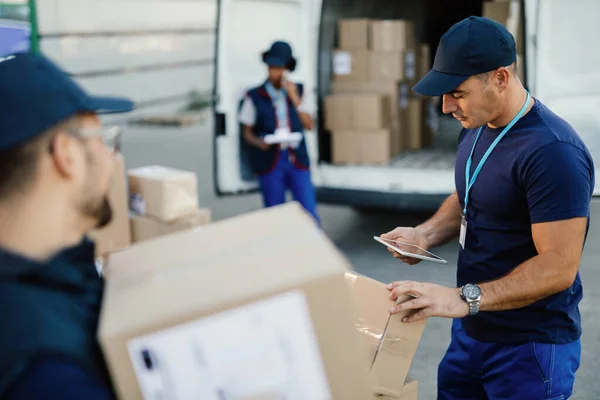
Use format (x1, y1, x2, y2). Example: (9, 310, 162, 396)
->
(213, 0, 600, 211)
(26, 0, 600, 212)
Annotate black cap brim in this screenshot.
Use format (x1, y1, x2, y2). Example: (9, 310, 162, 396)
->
(412, 69, 471, 97)
(84, 96, 135, 114)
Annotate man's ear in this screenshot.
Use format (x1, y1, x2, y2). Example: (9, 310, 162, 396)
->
(494, 66, 511, 92)
(50, 132, 79, 179)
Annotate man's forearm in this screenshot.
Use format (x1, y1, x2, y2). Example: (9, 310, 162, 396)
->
(416, 191, 462, 248)
(479, 253, 578, 311)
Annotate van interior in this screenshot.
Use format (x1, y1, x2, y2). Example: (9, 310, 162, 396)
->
(316, 0, 524, 165)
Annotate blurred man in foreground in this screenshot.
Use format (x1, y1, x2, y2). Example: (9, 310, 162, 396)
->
(0, 52, 133, 399)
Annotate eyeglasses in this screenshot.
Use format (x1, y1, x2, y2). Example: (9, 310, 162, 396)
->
(75, 126, 122, 153)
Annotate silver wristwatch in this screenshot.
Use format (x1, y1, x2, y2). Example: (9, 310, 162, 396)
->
(460, 283, 482, 316)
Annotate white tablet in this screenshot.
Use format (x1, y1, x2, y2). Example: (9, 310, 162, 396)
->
(373, 236, 448, 264)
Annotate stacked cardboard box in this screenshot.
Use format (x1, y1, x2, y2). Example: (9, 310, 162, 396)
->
(326, 19, 434, 164)
(128, 165, 211, 243)
(99, 203, 424, 399)
(483, 0, 524, 80)
(88, 154, 132, 260)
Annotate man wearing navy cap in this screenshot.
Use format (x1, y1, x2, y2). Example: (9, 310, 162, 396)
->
(238, 40, 320, 224)
(382, 17, 594, 398)
(0, 52, 134, 399)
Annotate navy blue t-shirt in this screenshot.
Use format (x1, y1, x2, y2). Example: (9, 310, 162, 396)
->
(455, 99, 595, 344)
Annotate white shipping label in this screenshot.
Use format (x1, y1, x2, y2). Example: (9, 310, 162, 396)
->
(333, 51, 352, 76)
(127, 290, 332, 400)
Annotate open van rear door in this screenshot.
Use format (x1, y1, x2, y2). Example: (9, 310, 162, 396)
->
(527, 0, 600, 195)
(213, 0, 321, 195)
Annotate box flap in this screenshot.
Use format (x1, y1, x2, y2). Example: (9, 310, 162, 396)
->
(345, 272, 426, 397)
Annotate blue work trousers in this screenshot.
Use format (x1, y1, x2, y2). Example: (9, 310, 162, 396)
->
(438, 319, 581, 399)
(258, 150, 320, 224)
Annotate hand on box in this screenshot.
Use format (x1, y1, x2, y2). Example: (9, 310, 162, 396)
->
(380, 227, 430, 265)
(387, 281, 469, 322)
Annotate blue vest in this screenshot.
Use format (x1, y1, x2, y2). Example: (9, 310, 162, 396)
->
(245, 81, 310, 175)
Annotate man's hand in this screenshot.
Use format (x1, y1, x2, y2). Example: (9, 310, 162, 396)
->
(387, 281, 469, 322)
(380, 227, 430, 265)
(257, 139, 272, 152)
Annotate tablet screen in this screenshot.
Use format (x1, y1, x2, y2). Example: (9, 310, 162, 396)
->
(375, 237, 447, 263)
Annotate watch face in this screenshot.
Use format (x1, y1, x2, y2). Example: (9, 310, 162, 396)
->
(463, 284, 481, 300)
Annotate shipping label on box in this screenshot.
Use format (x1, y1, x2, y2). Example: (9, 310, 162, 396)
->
(128, 166, 199, 222)
(371, 20, 415, 52)
(127, 290, 331, 400)
(338, 18, 371, 49)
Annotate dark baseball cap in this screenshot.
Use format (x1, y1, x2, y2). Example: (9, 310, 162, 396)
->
(0, 52, 134, 151)
(413, 16, 517, 97)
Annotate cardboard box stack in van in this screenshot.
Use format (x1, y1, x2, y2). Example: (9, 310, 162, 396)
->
(88, 153, 132, 259)
(98, 202, 425, 399)
(127, 165, 211, 244)
(326, 18, 433, 165)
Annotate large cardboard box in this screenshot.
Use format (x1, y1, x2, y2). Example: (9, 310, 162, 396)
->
(371, 20, 415, 52)
(99, 203, 374, 400)
(88, 154, 131, 258)
(128, 166, 198, 222)
(332, 49, 370, 81)
(376, 379, 418, 400)
(331, 129, 392, 164)
(130, 207, 211, 243)
(338, 18, 371, 49)
(483, 0, 523, 53)
(324, 93, 390, 131)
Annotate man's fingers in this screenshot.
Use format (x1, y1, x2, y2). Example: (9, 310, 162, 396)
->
(388, 281, 420, 299)
(386, 281, 408, 291)
(402, 308, 430, 323)
(390, 297, 428, 314)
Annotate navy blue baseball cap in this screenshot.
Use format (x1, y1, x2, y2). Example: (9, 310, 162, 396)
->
(413, 16, 517, 97)
(262, 41, 297, 71)
(0, 52, 134, 150)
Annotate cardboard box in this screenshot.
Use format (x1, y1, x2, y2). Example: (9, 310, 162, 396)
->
(99, 203, 374, 400)
(331, 80, 408, 153)
(376, 379, 418, 400)
(369, 50, 417, 82)
(332, 49, 370, 81)
(338, 19, 371, 49)
(331, 129, 392, 164)
(88, 154, 131, 258)
(130, 208, 211, 243)
(325, 93, 390, 131)
(398, 82, 429, 150)
(417, 43, 431, 81)
(371, 20, 415, 52)
(128, 166, 198, 222)
(483, 0, 522, 52)
(345, 272, 425, 399)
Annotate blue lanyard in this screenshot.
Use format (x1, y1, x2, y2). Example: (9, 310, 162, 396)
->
(265, 82, 288, 125)
(463, 91, 531, 214)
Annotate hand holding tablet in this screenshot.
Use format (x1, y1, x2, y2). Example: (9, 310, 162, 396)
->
(374, 236, 448, 265)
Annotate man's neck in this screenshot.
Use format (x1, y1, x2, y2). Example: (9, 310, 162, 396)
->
(488, 86, 534, 129)
(0, 196, 87, 261)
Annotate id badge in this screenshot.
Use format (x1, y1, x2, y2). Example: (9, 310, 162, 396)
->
(459, 216, 467, 249)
